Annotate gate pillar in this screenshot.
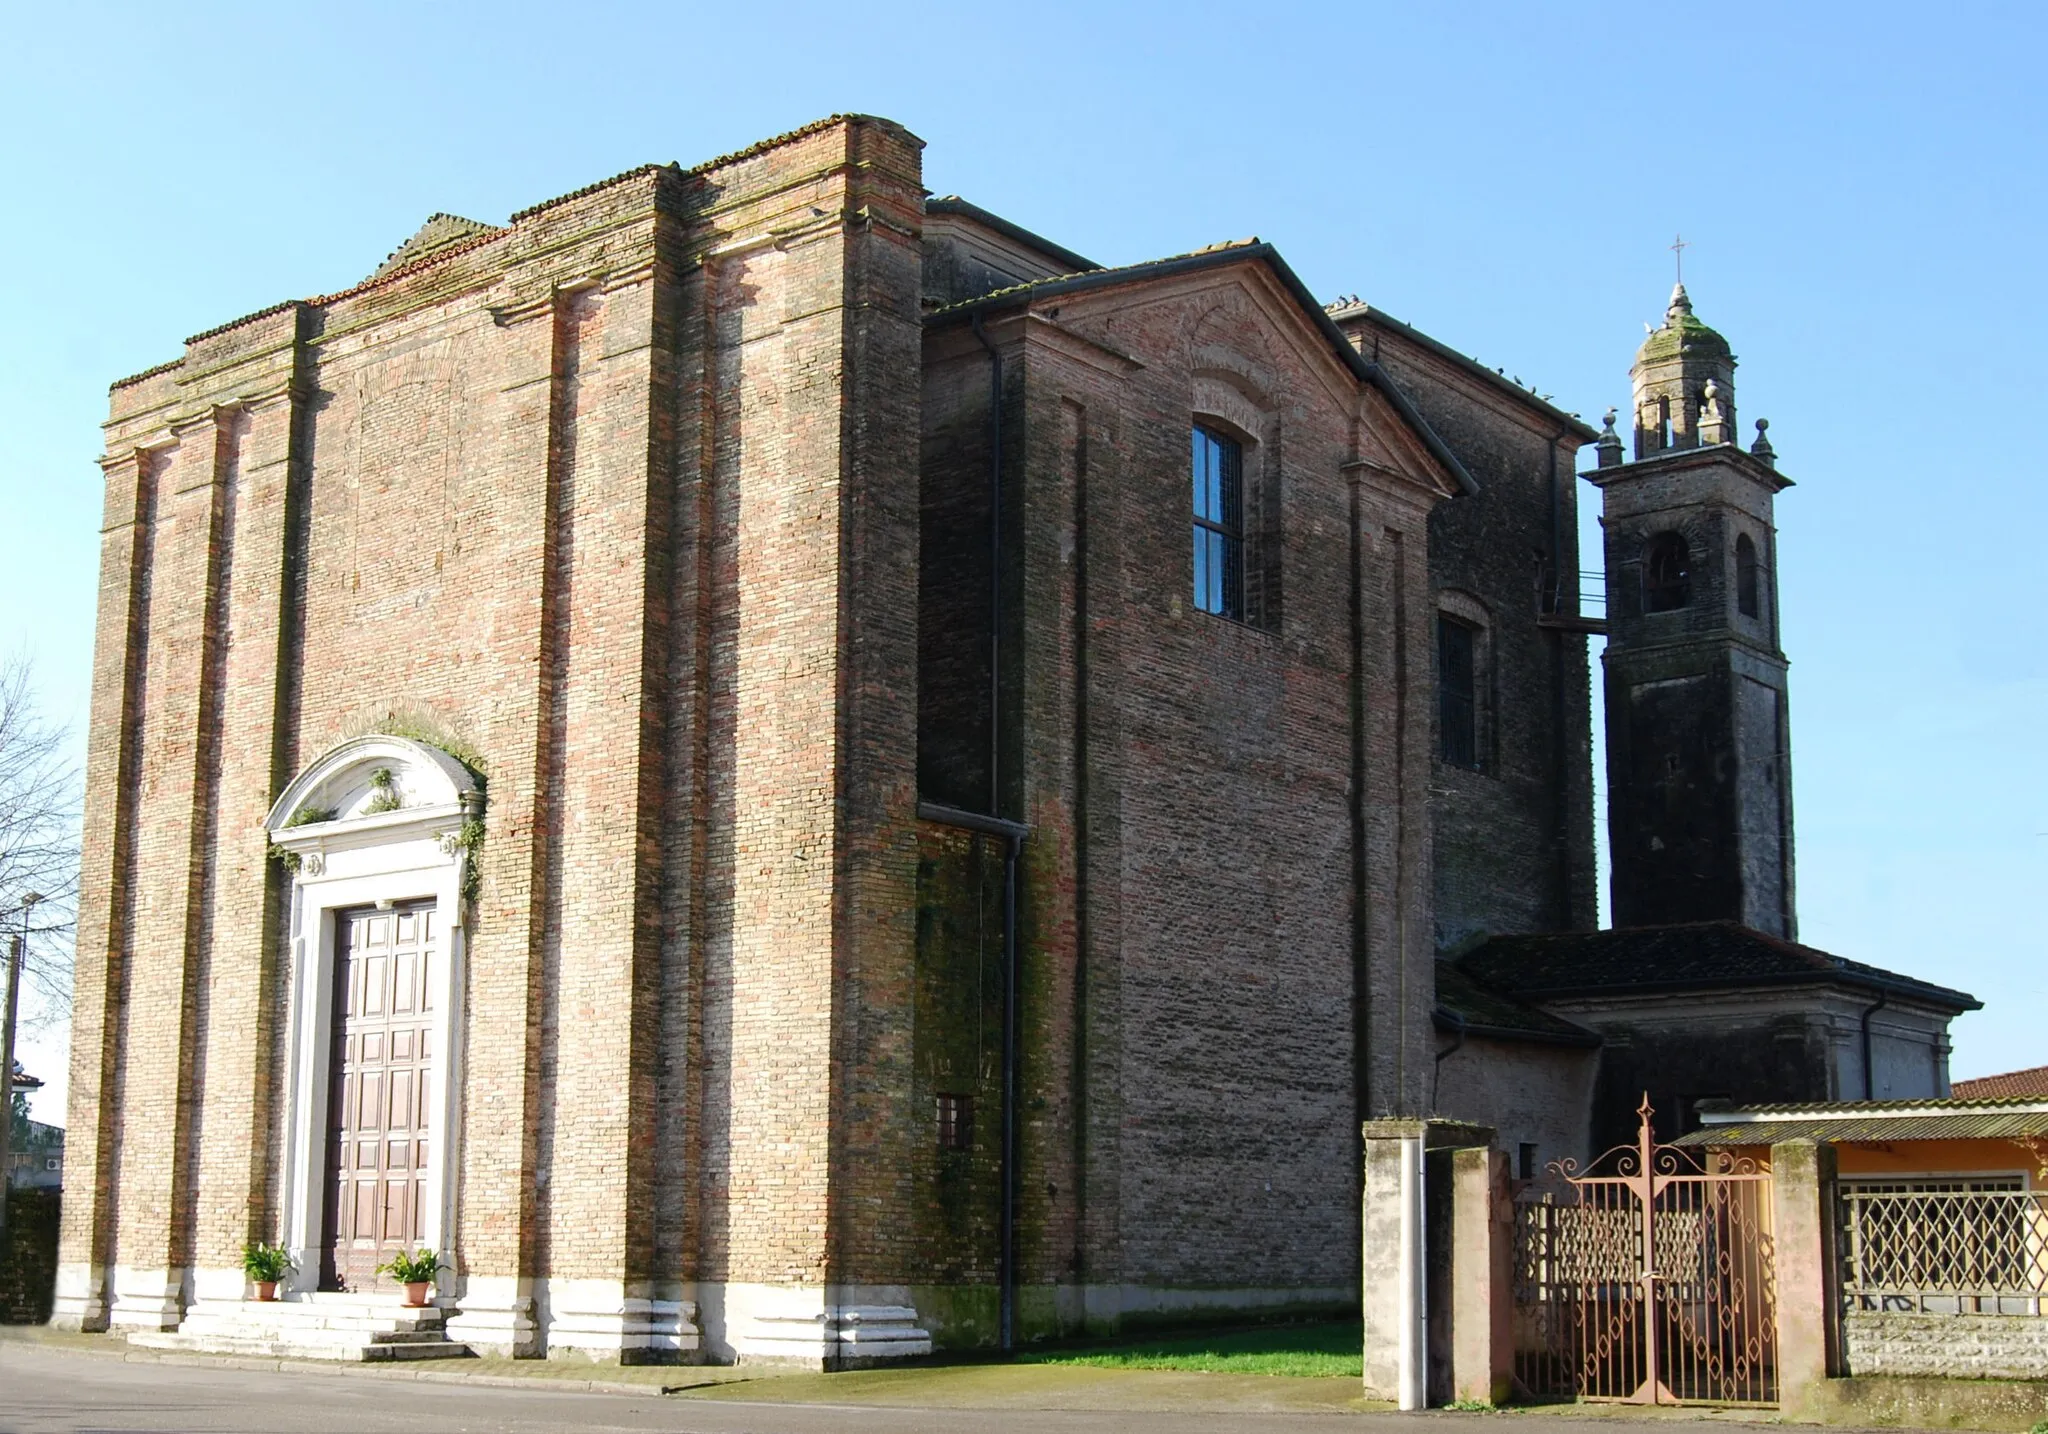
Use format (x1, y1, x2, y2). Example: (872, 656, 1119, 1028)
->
(1364, 1119, 1495, 1407)
(1450, 1145, 1514, 1405)
(1361, 1122, 1427, 1407)
(1770, 1138, 1838, 1417)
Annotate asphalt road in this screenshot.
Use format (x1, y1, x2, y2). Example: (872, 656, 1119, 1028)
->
(0, 1342, 1896, 1434)
(5, 1345, 1319, 1433)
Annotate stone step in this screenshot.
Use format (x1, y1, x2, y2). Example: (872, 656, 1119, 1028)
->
(127, 1330, 474, 1363)
(183, 1301, 446, 1334)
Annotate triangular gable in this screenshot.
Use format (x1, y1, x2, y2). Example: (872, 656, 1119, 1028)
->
(1350, 378, 1460, 501)
(370, 213, 505, 281)
(934, 239, 1477, 498)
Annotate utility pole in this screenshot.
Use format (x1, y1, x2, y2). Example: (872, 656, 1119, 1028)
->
(0, 892, 40, 1252)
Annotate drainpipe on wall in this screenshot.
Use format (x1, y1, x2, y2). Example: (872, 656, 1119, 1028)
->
(1546, 428, 1576, 929)
(1860, 989, 1890, 1101)
(946, 310, 1026, 1355)
(1431, 1009, 1467, 1108)
(970, 312, 1004, 820)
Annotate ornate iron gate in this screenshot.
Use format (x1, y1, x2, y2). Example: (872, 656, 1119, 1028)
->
(1512, 1098, 1777, 1405)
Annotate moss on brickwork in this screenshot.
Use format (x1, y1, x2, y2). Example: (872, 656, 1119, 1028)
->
(1637, 314, 1731, 364)
(912, 833, 1004, 1300)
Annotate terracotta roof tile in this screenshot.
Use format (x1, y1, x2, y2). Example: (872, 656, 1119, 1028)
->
(109, 358, 183, 391)
(1952, 1065, 2048, 1099)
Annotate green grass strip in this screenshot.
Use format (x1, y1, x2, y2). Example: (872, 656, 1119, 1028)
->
(1014, 1320, 1362, 1378)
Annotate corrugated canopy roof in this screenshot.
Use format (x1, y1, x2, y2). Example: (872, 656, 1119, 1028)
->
(1674, 1095, 2048, 1145)
(1673, 1109, 2048, 1145)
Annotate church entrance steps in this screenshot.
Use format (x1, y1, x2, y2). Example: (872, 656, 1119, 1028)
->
(126, 1296, 474, 1362)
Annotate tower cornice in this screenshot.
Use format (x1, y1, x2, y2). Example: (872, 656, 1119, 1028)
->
(1583, 441, 1792, 493)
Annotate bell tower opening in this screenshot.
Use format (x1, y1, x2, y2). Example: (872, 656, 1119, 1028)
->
(1631, 284, 1736, 459)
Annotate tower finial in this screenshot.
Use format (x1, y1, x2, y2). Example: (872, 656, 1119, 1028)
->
(1671, 232, 1689, 284)
(1667, 282, 1693, 321)
(1596, 407, 1625, 469)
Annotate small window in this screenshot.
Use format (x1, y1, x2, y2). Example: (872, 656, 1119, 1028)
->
(936, 1093, 973, 1151)
(1191, 425, 1244, 621)
(1518, 1143, 1538, 1181)
(1644, 532, 1692, 612)
(1735, 533, 1761, 618)
(1437, 616, 1479, 769)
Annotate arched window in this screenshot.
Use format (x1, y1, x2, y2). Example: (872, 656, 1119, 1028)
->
(1644, 532, 1691, 612)
(1735, 533, 1761, 619)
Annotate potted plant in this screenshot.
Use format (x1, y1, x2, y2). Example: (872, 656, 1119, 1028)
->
(241, 1241, 293, 1302)
(376, 1247, 443, 1307)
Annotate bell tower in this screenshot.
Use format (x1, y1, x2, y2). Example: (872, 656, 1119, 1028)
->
(1589, 285, 1797, 937)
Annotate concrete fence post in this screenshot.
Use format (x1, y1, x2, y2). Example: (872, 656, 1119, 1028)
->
(1450, 1145, 1513, 1405)
(1771, 1138, 1838, 1417)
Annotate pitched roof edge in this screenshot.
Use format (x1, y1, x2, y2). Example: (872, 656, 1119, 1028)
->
(508, 161, 674, 224)
(110, 358, 184, 391)
(933, 242, 1478, 497)
(1433, 1007, 1603, 1048)
(1332, 301, 1598, 442)
(1362, 360, 1480, 497)
(925, 196, 1099, 274)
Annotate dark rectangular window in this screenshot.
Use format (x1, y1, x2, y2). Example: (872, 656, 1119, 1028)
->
(1735, 533, 1761, 618)
(1191, 425, 1244, 620)
(1438, 615, 1478, 769)
(1518, 1143, 1538, 1181)
(936, 1092, 973, 1151)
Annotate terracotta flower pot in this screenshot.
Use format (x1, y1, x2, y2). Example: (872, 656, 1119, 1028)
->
(404, 1281, 430, 1307)
(255, 1281, 278, 1302)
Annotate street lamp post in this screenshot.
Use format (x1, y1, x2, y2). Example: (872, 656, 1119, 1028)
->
(0, 891, 42, 1253)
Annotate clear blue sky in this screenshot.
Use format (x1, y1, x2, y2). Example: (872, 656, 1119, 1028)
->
(3, 2, 2042, 1117)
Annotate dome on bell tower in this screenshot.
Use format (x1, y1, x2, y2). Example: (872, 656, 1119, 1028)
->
(1630, 283, 1738, 458)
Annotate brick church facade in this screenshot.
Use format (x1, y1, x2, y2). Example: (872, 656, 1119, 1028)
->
(56, 114, 1971, 1364)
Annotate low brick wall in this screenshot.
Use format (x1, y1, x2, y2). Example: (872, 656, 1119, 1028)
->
(2, 1189, 59, 1324)
(1843, 1310, 2048, 1381)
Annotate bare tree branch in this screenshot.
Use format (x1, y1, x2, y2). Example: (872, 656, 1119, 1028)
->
(0, 653, 80, 1044)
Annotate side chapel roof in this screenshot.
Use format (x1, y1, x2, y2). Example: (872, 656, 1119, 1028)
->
(1456, 921, 1979, 1013)
(1433, 961, 1602, 1047)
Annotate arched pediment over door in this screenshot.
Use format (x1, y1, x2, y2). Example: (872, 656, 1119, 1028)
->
(260, 734, 480, 1299)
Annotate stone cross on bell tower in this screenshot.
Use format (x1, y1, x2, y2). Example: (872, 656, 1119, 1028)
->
(1590, 285, 1798, 937)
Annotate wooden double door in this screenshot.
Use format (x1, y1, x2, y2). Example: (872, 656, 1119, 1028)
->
(323, 902, 436, 1290)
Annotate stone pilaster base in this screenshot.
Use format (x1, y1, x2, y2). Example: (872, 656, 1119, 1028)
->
(106, 1265, 185, 1332)
(539, 1278, 700, 1361)
(718, 1284, 931, 1368)
(48, 1261, 110, 1332)
(443, 1274, 538, 1358)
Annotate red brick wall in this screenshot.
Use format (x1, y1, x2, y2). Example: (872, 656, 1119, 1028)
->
(65, 116, 932, 1327)
(916, 262, 1445, 1336)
